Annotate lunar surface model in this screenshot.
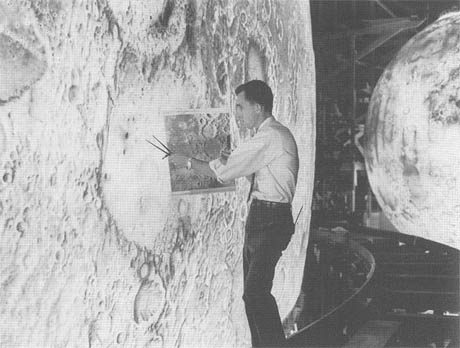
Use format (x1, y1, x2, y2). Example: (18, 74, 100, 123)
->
(0, 1, 315, 347)
(365, 11, 460, 250)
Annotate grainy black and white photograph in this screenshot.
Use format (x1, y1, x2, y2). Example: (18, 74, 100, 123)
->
(0, 0, 458, 347)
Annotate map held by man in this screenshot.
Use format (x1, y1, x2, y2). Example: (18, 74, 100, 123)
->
(165, 110, 235, 194)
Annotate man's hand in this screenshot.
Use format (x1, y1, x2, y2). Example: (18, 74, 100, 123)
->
(169, 153, 217, 179)
(169, 153, 189, 168)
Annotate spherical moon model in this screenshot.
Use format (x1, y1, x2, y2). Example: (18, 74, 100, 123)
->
(364, 12, 460, 250)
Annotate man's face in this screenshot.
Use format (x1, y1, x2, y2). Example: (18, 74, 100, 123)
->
(235, 91, 258, 129)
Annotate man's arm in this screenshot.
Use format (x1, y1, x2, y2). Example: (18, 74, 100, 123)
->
(169, 131, 278, 182)
(169, 153, 217, 178)
(190, 158, 217, 178)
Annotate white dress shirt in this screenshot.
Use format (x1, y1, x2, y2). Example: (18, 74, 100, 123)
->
(209, 116, 299, 203)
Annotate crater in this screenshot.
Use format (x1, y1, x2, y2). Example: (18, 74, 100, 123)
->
(246, 40, 267, 81)
(0, 8, 47, 103)
(133, 274, 166, 324)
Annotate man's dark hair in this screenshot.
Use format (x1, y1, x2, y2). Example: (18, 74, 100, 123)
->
(235, 80, 273, 113)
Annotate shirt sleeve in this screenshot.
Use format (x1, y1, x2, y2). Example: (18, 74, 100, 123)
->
(209, 131, 279, 183)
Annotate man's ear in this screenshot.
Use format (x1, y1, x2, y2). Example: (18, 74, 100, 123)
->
(255, 103, 263, 114)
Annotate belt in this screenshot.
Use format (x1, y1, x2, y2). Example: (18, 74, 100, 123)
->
(251, 198, 291, 209)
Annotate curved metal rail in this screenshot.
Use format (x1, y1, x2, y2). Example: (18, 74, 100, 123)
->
(284, 226, 459, 347)
(284, 232, 376, 347)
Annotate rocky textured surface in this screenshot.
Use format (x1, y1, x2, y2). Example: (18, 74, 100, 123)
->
(0, 0, 315, 347)
(365, 11, 460, 250)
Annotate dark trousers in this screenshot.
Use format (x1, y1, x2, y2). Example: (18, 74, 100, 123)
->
(243, 199, 295, 348)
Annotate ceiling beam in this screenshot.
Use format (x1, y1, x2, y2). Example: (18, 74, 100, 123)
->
(321, 17, 426, 85)
(374, 0, 397, 18)
(384, 0, 415, 16)
(357, 17, 425, 60)
(357, 28, 404, 61)
(320, 17, 422, 40)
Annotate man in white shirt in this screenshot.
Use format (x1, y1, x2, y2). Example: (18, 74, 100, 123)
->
(170, 80, 299, 347)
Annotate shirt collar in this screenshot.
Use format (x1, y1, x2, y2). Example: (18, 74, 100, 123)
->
(256, 116, 273, 132)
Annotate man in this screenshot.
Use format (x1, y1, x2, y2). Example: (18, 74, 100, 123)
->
(170, 80, 299, 347)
